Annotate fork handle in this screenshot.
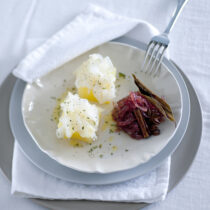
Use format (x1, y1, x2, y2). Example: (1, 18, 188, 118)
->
(164, 0, 189, 34)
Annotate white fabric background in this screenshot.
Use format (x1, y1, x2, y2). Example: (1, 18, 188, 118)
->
(0, 0, 210, 209)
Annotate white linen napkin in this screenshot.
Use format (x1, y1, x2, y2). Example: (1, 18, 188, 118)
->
(11, 4, 171, 203)
(13, 4, 139, 83)
(12, 142, 170, 203)
(13, 4, 160, 83)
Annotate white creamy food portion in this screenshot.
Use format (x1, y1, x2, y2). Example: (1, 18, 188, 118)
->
(75, 54, 116, 104)
(56, 92, 101, 141)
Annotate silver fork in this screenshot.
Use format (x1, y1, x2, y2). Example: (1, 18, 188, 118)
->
(141, 0, 188, 76)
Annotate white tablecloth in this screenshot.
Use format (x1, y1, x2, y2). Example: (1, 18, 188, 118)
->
(0, 0, 210, 209)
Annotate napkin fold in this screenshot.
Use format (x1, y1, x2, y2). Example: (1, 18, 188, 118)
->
(13, 4, 139, 83)
(12, 142, 170, 203)
(12, 4, 170, 203)
(13, 4, 160, 83)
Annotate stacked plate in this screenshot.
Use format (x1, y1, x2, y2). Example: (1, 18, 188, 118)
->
(9, 38, 190, 185)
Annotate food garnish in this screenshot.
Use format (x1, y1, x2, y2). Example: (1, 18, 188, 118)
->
(132, 74, 175, 122)
(112, 74, 175, 140)
(118, 72, 126, 79)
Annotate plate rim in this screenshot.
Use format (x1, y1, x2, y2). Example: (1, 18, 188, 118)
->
(9, 39, 191, 185)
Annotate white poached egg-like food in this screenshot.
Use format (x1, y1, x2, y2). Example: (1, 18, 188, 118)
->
(75, 54, 116, 104)
(56, 92, 101, 143)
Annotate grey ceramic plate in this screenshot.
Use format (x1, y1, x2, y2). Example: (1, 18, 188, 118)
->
(0, 61, 202, 210)
(9, 39, 190, 185)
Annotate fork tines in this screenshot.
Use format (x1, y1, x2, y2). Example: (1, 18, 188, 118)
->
(141, 41, 167, 77)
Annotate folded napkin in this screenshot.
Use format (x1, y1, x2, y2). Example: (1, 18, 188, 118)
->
(13, 4, 138, 83)
(13, 4, 159, 83)
(12, 4, 170, 203)
(12, 142, 170, 203)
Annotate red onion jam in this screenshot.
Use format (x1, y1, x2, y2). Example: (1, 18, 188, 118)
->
(112, 92, 164, 140)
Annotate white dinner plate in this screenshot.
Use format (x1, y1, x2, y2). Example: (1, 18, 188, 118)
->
(20, 41, 186, 173)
